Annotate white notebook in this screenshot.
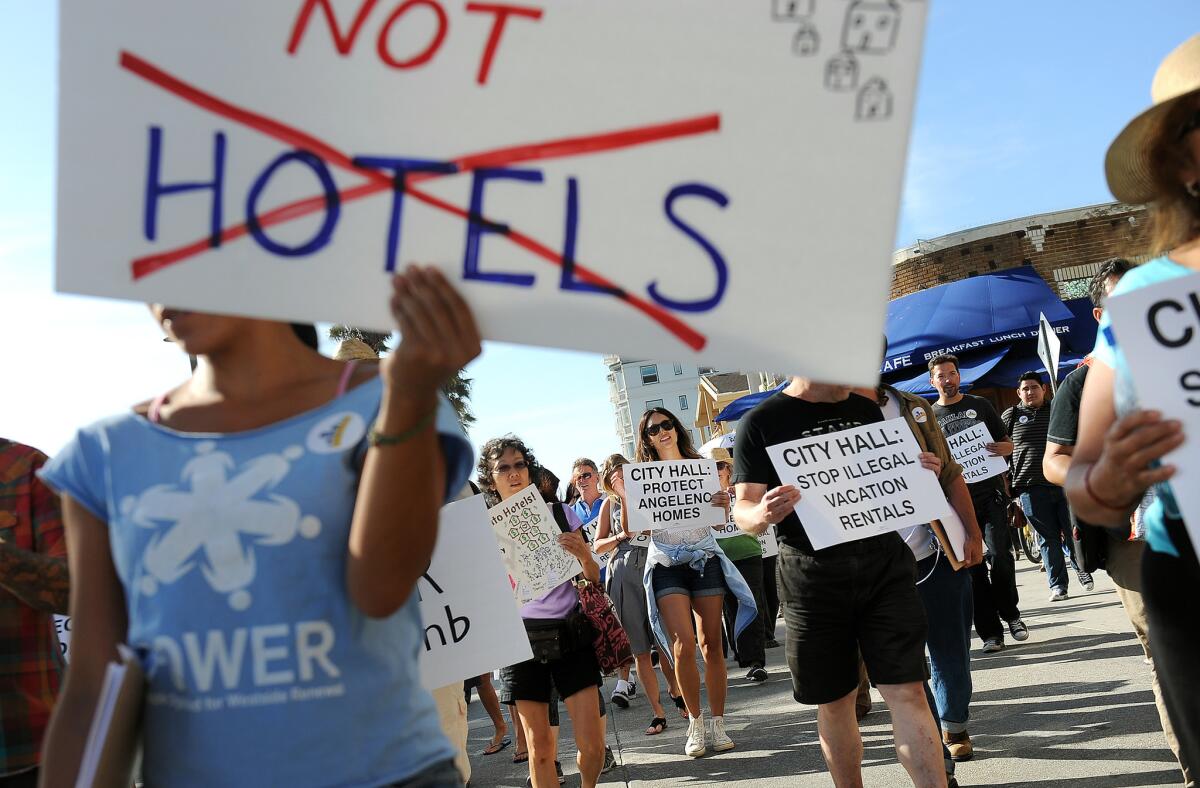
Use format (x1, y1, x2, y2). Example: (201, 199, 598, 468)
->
(76, 644, 143, 788)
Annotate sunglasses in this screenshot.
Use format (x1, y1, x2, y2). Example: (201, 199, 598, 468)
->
(716, 461, 731, 471)
(645, 421, 675, 437)
(492, 460, 529, 476)
(576, 471, 595, 482)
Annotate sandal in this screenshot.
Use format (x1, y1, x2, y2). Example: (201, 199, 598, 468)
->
(645, 716, 668, 736)
(671, 695, 688, 719)
(512, 749, 529, 764)
(482, 736, 511, 756)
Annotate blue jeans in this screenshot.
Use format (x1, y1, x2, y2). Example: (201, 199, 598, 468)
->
(1019, 486, 1074, 592)
(916, 551, 973, 732)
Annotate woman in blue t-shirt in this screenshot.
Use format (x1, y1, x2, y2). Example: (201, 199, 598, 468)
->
(38, 267, 480, 788)
(1065, 35, 1200, 774)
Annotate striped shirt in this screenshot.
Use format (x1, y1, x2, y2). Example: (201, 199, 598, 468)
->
(0, 440, 66, 777)
(1003, 404, 1052, 489)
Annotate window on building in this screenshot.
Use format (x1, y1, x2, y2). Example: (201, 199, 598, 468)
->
(698, 366, 717, 376)
(673, 363, 683, 376)
(678, 395, 689, 410)
(639, 364, 659, 385)
(645, 399, 664, 411)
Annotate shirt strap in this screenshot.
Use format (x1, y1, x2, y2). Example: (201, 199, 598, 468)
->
(336, 361, 359, 397)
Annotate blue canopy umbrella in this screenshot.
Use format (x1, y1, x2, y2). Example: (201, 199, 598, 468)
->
(882, 267, 1080, 379)
(887, 344, 1011, 399)
(714, 382, 787, 424)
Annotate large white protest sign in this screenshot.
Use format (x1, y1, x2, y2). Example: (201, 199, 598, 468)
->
(488, 485, 582, 603)
(625, 460, 723, 532)
(766, 418, 951, 550)
(420, 496, 531, 689)
(1106, 272, 1200, 549)
(1038, 312, 1062, 394)
(946, 423, 1008, 484)
(57, 1, 926, 385)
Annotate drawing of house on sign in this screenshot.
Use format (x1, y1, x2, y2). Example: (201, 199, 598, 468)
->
(825, 50, 859, 91)
(842, 0, 901, 54)
(773, 0, 815, 21)
(793, 22, 820, 56)
(856, 77, 893, 120)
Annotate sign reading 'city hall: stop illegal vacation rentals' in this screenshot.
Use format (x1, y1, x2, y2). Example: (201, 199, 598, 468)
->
(766, 418, 950, 550)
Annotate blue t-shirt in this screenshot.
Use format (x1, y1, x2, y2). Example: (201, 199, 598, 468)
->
(39, 375, 473, 787)
(1094, 256, 1189, 557)
(570, 496, 604, 528)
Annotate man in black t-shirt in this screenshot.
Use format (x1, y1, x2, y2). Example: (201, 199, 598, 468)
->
(733, 377, 944, 787)
(928, 355, 1026, 654)
(1004, 372, 1092, 600)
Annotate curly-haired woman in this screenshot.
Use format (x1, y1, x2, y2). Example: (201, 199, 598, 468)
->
(476, 436, 606, 788)
(635, 407, 757, 758)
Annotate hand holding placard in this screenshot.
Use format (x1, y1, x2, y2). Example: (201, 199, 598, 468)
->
(765, 418, 951, 550)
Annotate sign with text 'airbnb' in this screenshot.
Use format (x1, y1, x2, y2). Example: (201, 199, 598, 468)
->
(57, 0, 926, 384)
(419, 495, 530, 690)
(766, 417, 950, 550)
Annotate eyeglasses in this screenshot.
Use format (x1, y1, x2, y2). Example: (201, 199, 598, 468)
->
(716, 461, 731, 471)
(645, 421, 675, 437)
(576, 472, 595, 482)
(492, 460, 529, 476)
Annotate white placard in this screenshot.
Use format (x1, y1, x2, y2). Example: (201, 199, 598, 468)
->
(625, 460, 723, 532)
(420, 496, 531, 690)
(57, 0, 927, 385)
(758, 525, 780, 559)
(488, 485, 582, 603)
(946, 423, 1008, 483)
(936, 509, 967, 564)
(714, 494, 777, 557)
(1106, 273, 1200, 549)
(1038, 312, 1062, 394)
(54, 615, 71, 662)
(766, 417, 951, 550)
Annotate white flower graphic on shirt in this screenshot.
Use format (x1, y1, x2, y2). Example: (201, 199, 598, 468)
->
(121, 441, 321, 611)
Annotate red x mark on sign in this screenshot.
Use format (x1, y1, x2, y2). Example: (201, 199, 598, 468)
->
(120, 51, 718, 350)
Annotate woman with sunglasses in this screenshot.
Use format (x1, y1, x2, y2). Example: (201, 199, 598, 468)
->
(593, 453, 685, 736)
(38, 267, 479, 788)
(476, 436, 606, 788)
(635, 407, 757, 758)
(1066, 35, 1200, 776)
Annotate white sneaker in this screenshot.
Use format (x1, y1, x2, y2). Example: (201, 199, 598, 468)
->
(710, 716, 735, 752)
(611, 679, 631, 709)
(685, 714, 707, 757)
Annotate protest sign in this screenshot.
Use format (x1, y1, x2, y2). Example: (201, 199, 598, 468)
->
(1037, 312, 1062, 395)
(419, 495, 531, 690)
(945, 423, 1008, 483)
(758, 525, 780, 559)
(766, 417, 951, 550)
(625, 460, 723, 532)
(488, 484, 582, 602)
(1106, 272, 1200, 549)
(714, 498, 778, 557)
(54, 615, 71, 662)
(57, 1, 927, 385)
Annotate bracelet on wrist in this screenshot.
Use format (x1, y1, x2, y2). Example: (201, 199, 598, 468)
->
(367, 409, 436, 448)
(1084, 463, 1141, 511)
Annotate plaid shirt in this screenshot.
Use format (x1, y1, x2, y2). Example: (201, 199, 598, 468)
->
(0, 439, 66, 776)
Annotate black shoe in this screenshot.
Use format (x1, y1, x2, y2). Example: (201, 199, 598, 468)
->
(764, 638, 781, 649)
(746, 666, 768, 682)
(524, 761, 566, 787)
(602, 746, 617, 773)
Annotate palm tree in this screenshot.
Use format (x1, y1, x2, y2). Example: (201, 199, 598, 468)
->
(327, 325, 475, 430)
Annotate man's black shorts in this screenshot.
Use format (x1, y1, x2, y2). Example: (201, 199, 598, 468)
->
(778, 533, 929, 705)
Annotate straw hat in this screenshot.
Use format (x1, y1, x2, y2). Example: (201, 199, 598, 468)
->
(334, 337, 379, 361)
(1105, 34, 1200, 204)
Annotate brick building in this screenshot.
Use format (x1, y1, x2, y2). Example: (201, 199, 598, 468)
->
(890, 201, 1152, 301)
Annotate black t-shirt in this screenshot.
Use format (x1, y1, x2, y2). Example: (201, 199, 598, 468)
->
(732, 391, 897, 555)
(931, 394, 1007, 499)
(1002, 404, 1051, 489)
(1047, 364, 1088, 447)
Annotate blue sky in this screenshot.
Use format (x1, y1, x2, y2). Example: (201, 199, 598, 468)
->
(0, 2, 1191, 479)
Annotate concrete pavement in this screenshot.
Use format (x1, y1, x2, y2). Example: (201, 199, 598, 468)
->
(464, 559, 1184, 787)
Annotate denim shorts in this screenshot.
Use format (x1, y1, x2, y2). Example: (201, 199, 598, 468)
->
(651, 555, 727, 600)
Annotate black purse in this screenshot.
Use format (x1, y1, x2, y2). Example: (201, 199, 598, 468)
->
(523, 618, 568, 663)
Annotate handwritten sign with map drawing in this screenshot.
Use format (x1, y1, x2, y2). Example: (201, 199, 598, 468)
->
(946, 423, 1008, 484)
(766, 418, 950, 550)
(488, 485, 582, 603)
(56, 0, 927, 387)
